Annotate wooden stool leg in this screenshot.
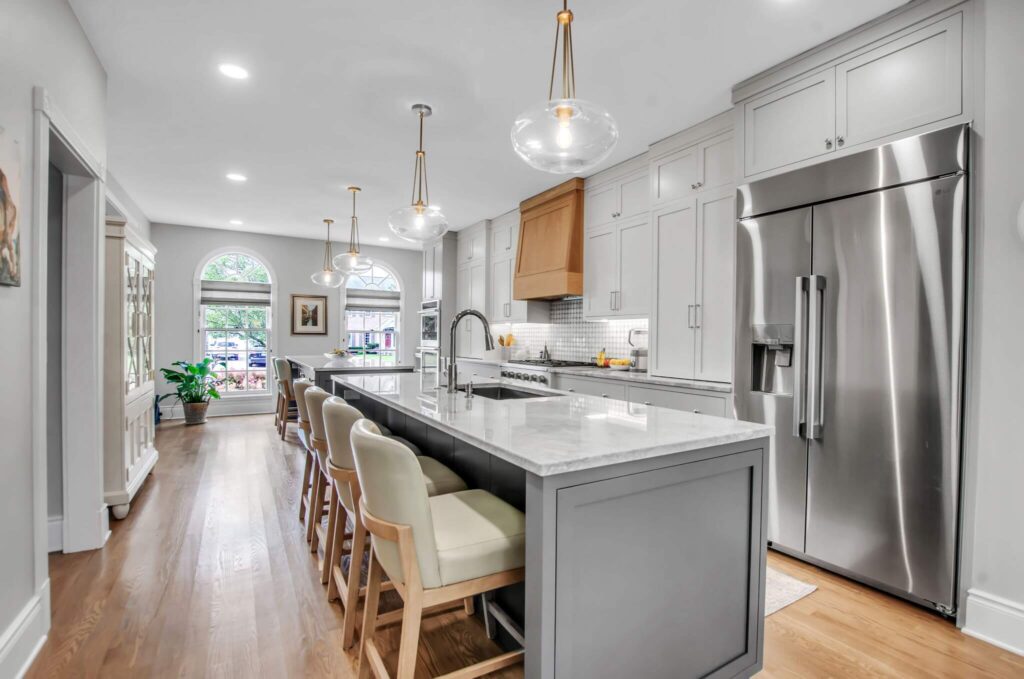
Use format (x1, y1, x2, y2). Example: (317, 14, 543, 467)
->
(321, 485, 339, 585)
(306, 468, 323, 545)
(463, 596, 475, 616)
(298, 450, 313, 522)
(395, 585, 424, 679)
(341, 515, 367, 650)
(358, 547, 384, 679)
(327, 503, 348, 602)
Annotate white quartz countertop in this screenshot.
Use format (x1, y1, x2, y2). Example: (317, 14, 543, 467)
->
(457, 357, 731, 393)
(333, 373, 771, 477)
(287, 354, 415, 372)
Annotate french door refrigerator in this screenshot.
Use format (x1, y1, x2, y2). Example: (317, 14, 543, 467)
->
(734, 124, 968, 615)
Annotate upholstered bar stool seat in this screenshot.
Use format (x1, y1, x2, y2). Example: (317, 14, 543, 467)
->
(429, 490, 525, 586)
(292, 378, 315, 523)
(351, 419, 525, 679)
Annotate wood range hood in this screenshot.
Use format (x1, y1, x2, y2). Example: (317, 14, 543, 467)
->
(513, 178, 584, 300)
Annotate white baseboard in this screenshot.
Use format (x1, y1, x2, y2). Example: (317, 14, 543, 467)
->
(47, 517, 62, 553)
(0, 580, 50, 679)
(159, 396, 273, 421)
(964, 588, 1024, 657)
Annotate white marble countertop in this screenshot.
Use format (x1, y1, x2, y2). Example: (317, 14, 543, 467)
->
(333, 373, 770, 477)
(456, 357, 731, 393)
(287, 354, 415, 372)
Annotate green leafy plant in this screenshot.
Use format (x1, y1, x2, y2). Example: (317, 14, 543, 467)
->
(158, 358, 225, 405)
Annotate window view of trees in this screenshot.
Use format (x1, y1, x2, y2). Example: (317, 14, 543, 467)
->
(200, 253, 271, 393)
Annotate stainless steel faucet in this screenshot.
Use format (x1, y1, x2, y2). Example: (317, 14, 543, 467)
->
(447, 308, 495, 393)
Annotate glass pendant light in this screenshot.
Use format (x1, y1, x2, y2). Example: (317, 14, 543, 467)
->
(334, 186, 374, 273)
(388, 104, 449, 243)
(511, 0, 618, 174)
(311, 218, 345, 288)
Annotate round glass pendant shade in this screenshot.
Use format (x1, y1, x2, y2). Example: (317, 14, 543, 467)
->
(311, 268, 344, 288)
(511, 98, 618, 174)
(387, 205, 448, 243)
(333, 251, 374, 274)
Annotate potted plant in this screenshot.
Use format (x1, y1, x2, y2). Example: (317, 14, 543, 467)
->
(158, 358, 225, 425)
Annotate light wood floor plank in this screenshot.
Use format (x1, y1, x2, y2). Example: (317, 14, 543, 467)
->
(25, 415, 1021, 678)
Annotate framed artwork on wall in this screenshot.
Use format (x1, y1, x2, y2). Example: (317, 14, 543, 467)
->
(0, 130, 22, 287)
(291, 294, 328, 335)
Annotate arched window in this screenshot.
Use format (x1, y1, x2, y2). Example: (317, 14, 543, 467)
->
(343, 264, 400, 367)
(198, 252, 273, 394)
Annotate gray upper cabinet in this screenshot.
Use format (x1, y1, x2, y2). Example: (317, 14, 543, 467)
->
(584, 167, 649, 230)
(743, 70, 836, 177)
(738, 7, 967, 180)
(836, 13, 962, 149)
(457, 220, 488, 264)
(651, 131, 734, 206)
(487, 208, 549, 323)
(422, 237, 445, 301)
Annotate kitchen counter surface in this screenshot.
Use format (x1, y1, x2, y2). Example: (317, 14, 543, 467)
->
(456, 357, 732, 393)
(333, 372, 770, 477)
(287, 354, 416, 372)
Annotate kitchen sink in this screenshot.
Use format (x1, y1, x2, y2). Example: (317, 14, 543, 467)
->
(457, 385, 553, 400)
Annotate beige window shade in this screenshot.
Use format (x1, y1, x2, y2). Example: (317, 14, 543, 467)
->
(200, 280, 272, 306)
(345, 289, 400, 311)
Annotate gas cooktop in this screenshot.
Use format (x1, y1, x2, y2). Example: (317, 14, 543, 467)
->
(508, 359, 592, 368)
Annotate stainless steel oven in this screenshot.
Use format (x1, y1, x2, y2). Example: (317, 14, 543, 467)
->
(419, 299, 440, 348)
(416, 347, 440, 374)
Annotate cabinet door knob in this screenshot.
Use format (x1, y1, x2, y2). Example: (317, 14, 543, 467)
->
(602, 394, 609, 398)
(825, 138, 833, 150)
(568, 388, 575, 392)
(691, 181, 703, 190)
(644, 401, 652, 406)
(837, 136, 845, 147)
(693, 409, 702, 414)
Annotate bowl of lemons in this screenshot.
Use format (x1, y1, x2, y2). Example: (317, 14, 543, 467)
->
(608, 358, 632, 371)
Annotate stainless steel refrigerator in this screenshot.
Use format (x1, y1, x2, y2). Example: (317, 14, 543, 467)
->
(734, 124, 968, 615)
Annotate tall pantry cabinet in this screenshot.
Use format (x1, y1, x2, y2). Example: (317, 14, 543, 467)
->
(103, 217, 158, 519)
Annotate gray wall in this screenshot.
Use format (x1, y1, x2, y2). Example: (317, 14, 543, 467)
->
(963, 0, 1024, 650)
(150, 223, 422, 411)
(0, 0, 107, 666)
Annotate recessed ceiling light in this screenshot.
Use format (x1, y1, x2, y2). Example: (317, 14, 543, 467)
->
(226, 173, 247, 182)
(379, 236, 390, 242)
(229, 219, 244, 225)
(218, 63, 249, 80)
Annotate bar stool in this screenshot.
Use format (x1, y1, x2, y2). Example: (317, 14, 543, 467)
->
(304, 386, 333, 554)
(274, 357, 298, 440)
(321, 398, 468, 648)
(292, 378, 315, 523)
(351, 419, 526, 679)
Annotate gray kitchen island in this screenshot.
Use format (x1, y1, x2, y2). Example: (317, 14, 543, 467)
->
(334, 372, 772, 679)
(286, 354, 414, 391)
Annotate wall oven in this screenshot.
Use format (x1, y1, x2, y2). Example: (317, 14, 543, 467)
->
(419, 299, 440, 348)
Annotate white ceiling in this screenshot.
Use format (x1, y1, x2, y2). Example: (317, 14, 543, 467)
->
(70, 0, 905, 249)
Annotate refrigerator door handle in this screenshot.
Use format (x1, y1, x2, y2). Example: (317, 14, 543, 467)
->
(807, 274, 827, 439)
(793, 276, 809, 438)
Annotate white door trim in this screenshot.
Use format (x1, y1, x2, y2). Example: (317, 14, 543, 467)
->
(31, 86, 109, 573)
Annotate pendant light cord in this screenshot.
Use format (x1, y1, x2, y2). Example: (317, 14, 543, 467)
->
(322, 219, 334, 269)
(548, 0, 576, 101)
(409, 110, 430, 208)
(349, 188, 361, 254)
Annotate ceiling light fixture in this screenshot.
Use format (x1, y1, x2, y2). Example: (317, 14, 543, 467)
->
(218, 63, 249, 80)
(226, 172, 247, 182)
(333, 186, 374, 273)
(511, 0, 618, 174)
(311, 218, 344, 288)
(229, 219, 244, 225)
(387, 104, 448, 243)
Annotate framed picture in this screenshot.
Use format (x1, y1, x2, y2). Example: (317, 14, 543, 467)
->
(0, 131, 21, 287)
(291, 294, 328, 335)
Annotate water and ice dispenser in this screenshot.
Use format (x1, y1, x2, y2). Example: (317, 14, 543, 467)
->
(750, 324, 794, 395)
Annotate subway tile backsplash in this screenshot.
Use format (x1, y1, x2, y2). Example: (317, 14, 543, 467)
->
(491, 298, 648, 362)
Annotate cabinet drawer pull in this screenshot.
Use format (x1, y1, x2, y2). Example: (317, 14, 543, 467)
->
(643, 401, 652, 406)
(601, 394, 609, 398)
(693, 409, 702, 414)
(568, 388, 575, 392)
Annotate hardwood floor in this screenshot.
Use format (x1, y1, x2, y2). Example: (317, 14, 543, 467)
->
(27, 415, 1023, 678)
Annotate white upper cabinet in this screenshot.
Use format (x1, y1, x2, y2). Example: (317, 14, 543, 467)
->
(584, 166, 649, 230)
(422, 238, 445, 301)
(699, 132, 735, 193)
(490, 211, 518, 258)
(486, 208, 549, 323)
(694, 189, 735, 383)
(455, 259, 487, 357)
(457, 221, 488, 264)
(583, 226, 617, 316)
(836, 13, 962, 149)
(650, 144, 699, 206)
(736, 8, 968, 180)
(743, 70, 836, 177)
(650, 200, 698, 379)
(616, 219, 651, 316)
(490, 256, 513, 320)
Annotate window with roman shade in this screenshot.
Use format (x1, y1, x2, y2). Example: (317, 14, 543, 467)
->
(343, 264, 400, 366)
